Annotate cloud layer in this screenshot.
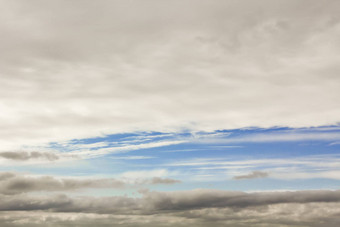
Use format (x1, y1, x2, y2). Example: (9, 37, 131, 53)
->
(0, 189, 340, 226)
(0, 151, 59, 161)
(233, 171, 269, 180)
(1, 1, 340, 226)
(0, 172, 181, 195)
(0, 0, 340, 150)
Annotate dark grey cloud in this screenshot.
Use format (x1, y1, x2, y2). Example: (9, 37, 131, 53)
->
(233, 171, 269, 180)
(0, 151, 59, 161)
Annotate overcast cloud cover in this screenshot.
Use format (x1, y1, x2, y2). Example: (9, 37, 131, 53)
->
(1, 0, 340, 226)
(0, 0, 340, 150)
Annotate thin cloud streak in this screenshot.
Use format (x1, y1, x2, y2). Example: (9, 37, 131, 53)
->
(0, 151, 59, 161)
(233, 171, 269, 180)
(0, 172, 181, 195)
(197, 132, 340, 144)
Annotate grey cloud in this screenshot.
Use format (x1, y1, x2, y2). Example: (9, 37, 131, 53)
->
(0, 0, 339, 150)
(1, 189, 340, 213)
(0, 172, 181, 194)
(0, 206, 339, 227)
(0, 190, 340, 226)
(140, 189, 340, 211)
(0, 173, 125, 195)
(150, 177, 181, 185)
(0, 151, 59, 161)
(130, 177, 182, 185)
(0, 211, 210, 227)
(0, 172, 16, 181)
(233, 171, 269, 180)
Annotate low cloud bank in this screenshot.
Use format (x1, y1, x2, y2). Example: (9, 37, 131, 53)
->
(0, 189, 340, 226)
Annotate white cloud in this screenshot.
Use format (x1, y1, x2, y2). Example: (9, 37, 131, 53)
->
(120, 169, 169, 181)
(109, 156, 154, 160)
(0, 0, 339, 149)
(69, 140, 185, 158)
(271, 171, 340, 180)
(166, 155, 340, 180)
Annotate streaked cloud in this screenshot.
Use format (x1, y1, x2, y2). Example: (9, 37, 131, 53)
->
(233, 171, 269, 180)
(0, 151, 59, 161)
(0, 172, 181, 195)
(1, 203, 340, 227)
(109, 156, 154, 160)
(0, 189, 339, 212)
(66, 140, 185, 158)
(166, 154, 340, 180)
(150, 177, 181, 185)
(0, 172, 125, 195)
(202, 131, 340, 144)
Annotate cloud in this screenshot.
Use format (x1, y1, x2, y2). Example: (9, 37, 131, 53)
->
(69, 140, 185, 158)
(0, 172, 182, 194)
(0, 204, 339, 227)
(139, 189, 340, 211)
(0, 0, 339, 150)
(150, 177, 181, 185)
(233, 171, 269, 180)
(166, 154, 340, 180)
(1, 189, 340, 213)
(0, 151, 59, 161)
(0, 189, 340, 226)
(0, 173, 125, 195)
(120, 169, 170, 180)
(200, 131, 340, 144)
(0, 208, 339, 227)
(0, 211, 199, 227)
(0, 172, 16, 181)
(110, 156, 154, 160)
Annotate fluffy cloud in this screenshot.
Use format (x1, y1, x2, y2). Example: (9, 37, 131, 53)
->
(0, 0, 339, 150)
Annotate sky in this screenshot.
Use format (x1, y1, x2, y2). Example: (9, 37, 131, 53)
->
(0, 0, 340, 226)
